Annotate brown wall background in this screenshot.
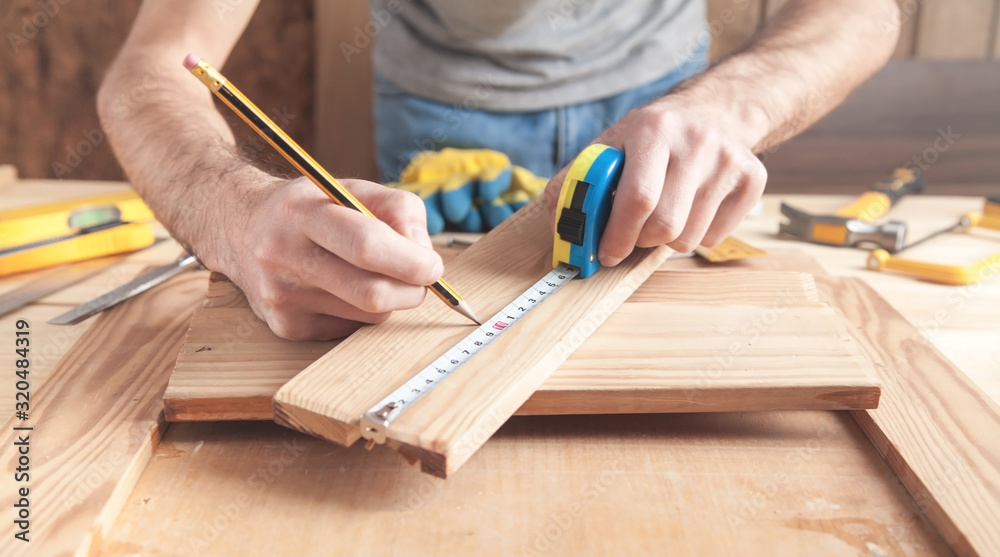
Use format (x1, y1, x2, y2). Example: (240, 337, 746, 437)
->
(1, 0, 998, 189)
(0, 0, 314, 182)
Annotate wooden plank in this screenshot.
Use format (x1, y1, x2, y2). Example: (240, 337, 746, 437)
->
(0, 305, 88, 415)
(0, 270, 208, 556)
(165, 266, 881, 421)
(315, 0, 377, 180)
(706, 0, 765, 61)
(273, 201, 672, 477)
(95, 253, 978, 556)
(522, 298, 878, 415)
(915, 0, 995, 59)
(891, 0, 921, 58)
(0, 164, 16, 189)
(995, 4, 1000, 58)
(98, 413, 952, 556)
(819, 277, 1000, 556)
(166, 272, 337, 421)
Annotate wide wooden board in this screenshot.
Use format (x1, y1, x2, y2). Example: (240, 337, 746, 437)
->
(273, 201, 672, 477)
(99, 413, 951, 556)
(166, 265, 881, 421)
(0, 269, 208, 557)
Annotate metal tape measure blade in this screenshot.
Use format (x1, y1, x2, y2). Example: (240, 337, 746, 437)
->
(360, 263, 580, 444)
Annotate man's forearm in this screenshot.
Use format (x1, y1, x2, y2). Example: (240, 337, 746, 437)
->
(97, 50, 272, 270)
(672, 0, 900, 153)
(97, 0, 266, 271)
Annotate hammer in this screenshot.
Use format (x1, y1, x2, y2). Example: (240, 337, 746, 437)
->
(779, 168, 925, 253)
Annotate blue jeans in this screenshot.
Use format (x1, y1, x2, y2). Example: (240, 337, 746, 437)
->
(374, 46, 710, 182)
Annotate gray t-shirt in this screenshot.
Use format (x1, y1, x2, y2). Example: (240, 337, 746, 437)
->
(370, 0, 707, 112)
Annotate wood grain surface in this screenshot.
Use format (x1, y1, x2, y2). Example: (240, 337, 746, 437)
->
(98, 413, 952, 556)
(821, 277, 1000, 556)
(0, 269, 208, 557)
(166, 266, 881, 422)
(273, 200, 671, 477)
(98, 256, 992, 557)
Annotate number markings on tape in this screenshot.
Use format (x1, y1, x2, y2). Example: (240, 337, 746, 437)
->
(360, 263, 580, 444)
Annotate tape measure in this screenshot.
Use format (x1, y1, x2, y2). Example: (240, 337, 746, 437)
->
(360, 144, 623, 444)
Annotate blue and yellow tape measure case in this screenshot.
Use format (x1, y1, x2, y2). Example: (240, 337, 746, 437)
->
(553, 144, 623, 278)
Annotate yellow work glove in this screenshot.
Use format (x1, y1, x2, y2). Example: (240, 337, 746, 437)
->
(388, 148, 547, 234)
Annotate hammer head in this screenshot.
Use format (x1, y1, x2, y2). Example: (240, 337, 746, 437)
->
(780, 203, 906, 252)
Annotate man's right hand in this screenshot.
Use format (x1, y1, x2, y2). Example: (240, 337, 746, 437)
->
(98, 0, 448, 340)
(207, 176, 444, 341)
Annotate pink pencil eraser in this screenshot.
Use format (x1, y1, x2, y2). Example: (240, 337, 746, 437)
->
(182, 53, 200, 71)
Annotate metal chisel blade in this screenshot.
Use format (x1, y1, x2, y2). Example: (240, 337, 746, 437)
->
(0, 255, 127, 318)
(48, 254, 200, 325)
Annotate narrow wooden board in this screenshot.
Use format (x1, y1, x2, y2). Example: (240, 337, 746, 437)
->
(706, 0, 765, 61)
(0, 270, 208, 556)
(995, 6, 1000, 58)
(315, 0, 377, 180)
(891, 0, 920, 58)
(273, 201, 672, 477)
(0, 164, 16, 189)
(914, 0, 996, 59)
(819, 277, 1000, 556)
(165, 251, 881, 421)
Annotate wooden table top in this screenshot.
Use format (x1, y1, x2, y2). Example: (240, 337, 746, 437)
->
(1, 179, 997, 556)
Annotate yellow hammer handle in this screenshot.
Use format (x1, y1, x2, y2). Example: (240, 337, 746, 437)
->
(833, 191, 891, 222)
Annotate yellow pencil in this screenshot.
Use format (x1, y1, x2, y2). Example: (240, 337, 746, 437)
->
(183, 53, 480, 325)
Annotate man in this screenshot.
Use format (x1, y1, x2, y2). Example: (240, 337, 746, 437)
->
(98, 0, 899, 340)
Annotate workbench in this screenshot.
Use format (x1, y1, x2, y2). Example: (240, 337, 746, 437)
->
(1, 175, 997, 556)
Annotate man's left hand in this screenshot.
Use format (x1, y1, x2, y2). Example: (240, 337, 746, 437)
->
(544, 95, 767, 265)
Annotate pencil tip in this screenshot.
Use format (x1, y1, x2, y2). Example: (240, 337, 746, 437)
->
(454, 299, 481, 326)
